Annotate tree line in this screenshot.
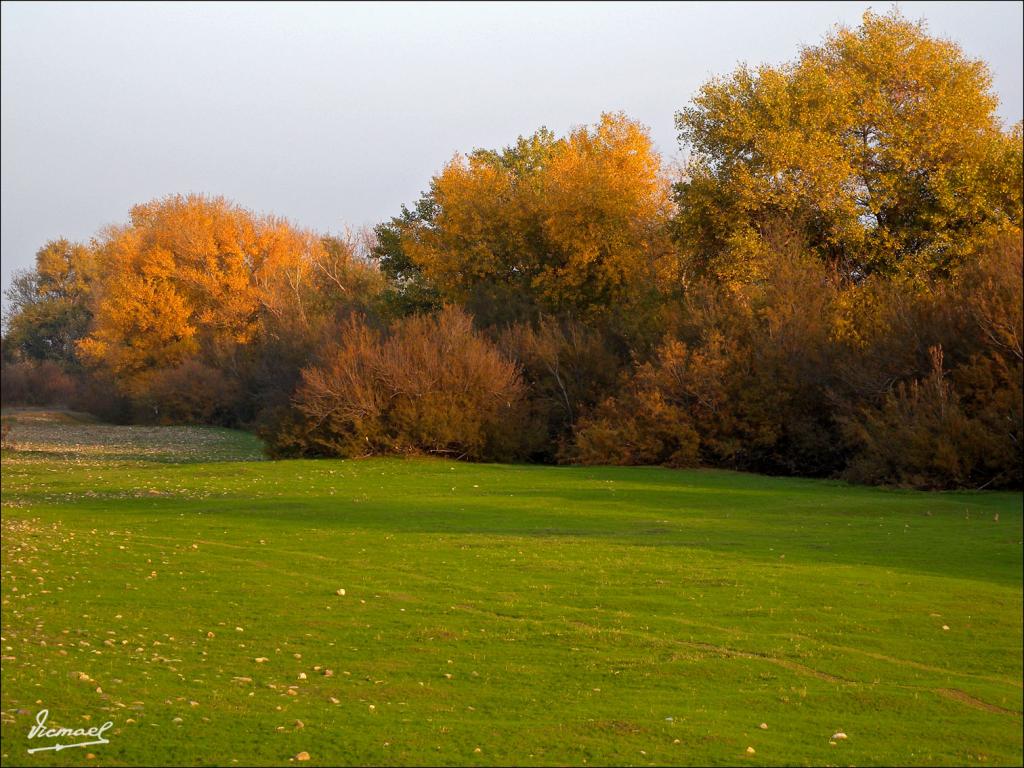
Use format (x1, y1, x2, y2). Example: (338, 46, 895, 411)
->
(3, 12, 1021, 489)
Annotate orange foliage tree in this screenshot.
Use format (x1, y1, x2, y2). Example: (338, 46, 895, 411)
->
(383, 113, 676, 336)
(77, 194, 380, 421)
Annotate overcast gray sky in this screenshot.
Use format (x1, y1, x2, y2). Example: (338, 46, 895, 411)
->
(2, 1, 1022, 300)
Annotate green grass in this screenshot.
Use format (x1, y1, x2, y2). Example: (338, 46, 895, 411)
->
(1, 410, 1021, 766)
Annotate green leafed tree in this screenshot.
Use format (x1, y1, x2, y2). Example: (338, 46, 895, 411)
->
(3, 239, 97, 365)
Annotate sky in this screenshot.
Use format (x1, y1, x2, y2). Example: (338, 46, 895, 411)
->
(2, 1, 1022, 301)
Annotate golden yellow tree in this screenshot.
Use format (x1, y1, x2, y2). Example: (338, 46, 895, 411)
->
(78, 273, 197, 397)
(675, 10, 1022, 284)
(399, 113, 675, 328)
(79, 195, 316, 400)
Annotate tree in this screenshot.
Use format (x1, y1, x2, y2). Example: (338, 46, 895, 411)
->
(78, 195, 334, 415)
(385, 113, 676, 335)
(244, 228, 387, 430)
(675, 10, 1022, 285)
(79, 271, 199, 401)
(4, 239, 96, 364)
(371, 194, 443, 317)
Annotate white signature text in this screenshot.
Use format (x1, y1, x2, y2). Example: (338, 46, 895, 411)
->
(26, 709, 114, 754)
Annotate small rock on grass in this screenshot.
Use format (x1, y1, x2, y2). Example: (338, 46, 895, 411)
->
(295, 752, 310, 761)
(759, 722, 768, 729)
(832, 732, 847, 740)
(746, 746, 756, 754)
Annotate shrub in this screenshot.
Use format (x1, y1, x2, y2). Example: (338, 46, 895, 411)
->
(286, 307, 524, 460)
(68, 372, 133, 424)
(0, 360, 77, 407)
(137, 360, 241, 425)
(498, 318, 622, 460)
(842, 348, 991, 488)
(834, 235, 1023, 488)
(573, 245, 843, 474)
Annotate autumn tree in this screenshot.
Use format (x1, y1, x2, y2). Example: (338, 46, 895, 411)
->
(245, 228, 387, 431)
(675, 10, 1023, 284)
(379, 114, 676, 337)
(372, 195, 443, 317)
(78, 194, 383, 420)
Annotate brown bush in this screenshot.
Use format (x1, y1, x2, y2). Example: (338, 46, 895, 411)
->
(0, 360, 77, 407)
(575, 390, 699, 468)
(291, 317, 387, 457)
(286, 307, 524, 460)
(573, 245, 843, 474)
(68, 372, 133, 424)
(834, 235, 1023, 488)
(572, 334, 733, 468)
(136, 360, 241, 425)
(498, 318, 622, 460)
(841, 348, 1003, 488)
(961, 232, 1023, 364)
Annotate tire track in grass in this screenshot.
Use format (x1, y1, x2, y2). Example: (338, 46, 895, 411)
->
(681, 640, 846, 683)
(810, 641, 1024, 690)
(449, 603, 1024, 718)
(934, 687, 1021, 715)
(126, 534, 340, 563)
(672, 638, 1022, 717)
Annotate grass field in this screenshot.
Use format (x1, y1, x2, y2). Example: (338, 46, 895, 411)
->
(1, 409, 1021, 766)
